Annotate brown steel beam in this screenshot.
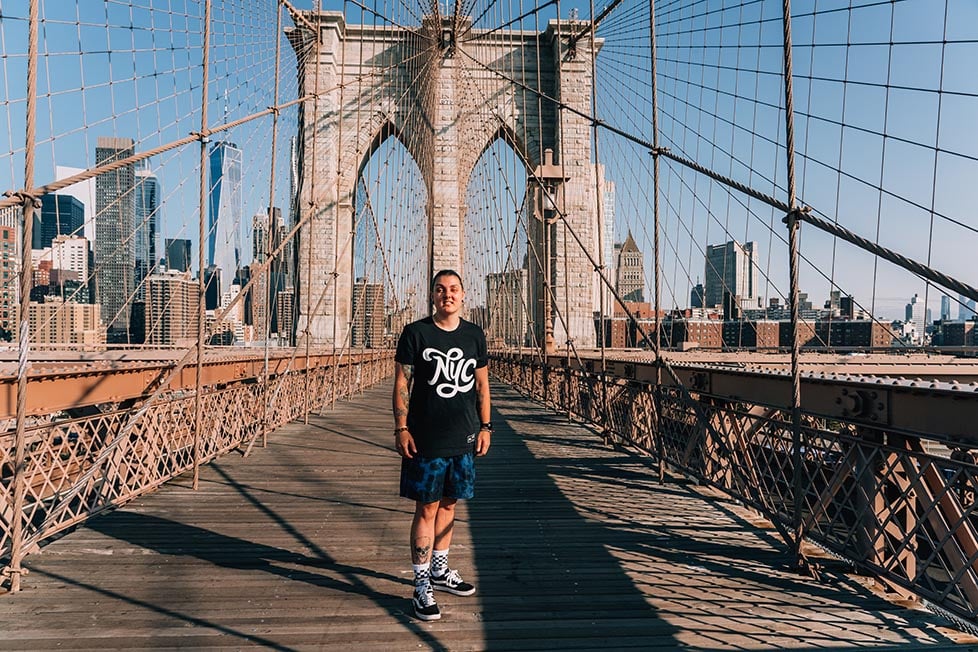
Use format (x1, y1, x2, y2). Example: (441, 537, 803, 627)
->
(0, 350, 390, 419)
(496, 352, 978, 441)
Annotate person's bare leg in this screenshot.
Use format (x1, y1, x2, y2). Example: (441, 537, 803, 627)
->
(411, 500, 442, 619)
(411, 500, 438, 566)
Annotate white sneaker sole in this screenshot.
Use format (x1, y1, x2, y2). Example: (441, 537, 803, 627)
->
(413, 599, 441, 621)
(431, 583, 476, 597)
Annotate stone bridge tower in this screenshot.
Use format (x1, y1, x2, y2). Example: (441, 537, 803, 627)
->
(290, 11, 602, 349)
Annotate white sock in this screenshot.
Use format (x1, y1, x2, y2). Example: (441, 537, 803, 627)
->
(431, 548, 449, 577)
(413, 562, 431, 590)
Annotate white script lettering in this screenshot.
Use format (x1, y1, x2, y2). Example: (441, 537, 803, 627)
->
(422, 347, 476, 398)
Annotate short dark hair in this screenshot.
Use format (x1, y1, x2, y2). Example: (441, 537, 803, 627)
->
(431, 269, 464, 292)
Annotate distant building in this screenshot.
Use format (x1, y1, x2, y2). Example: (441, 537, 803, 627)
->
(596, 169, 615, 318)
(208, 141, 242, 297)
(55, 166, 97, 245)
(704, 240, 758, 310)
(959, 294, 976, 321)
(134, 163, 161, 301)
(0, 208, 20, 338)
(351, 278, 384, 348)
(839, 295, 856, 319)
(664, 318, 723, 349)
(779, 319, 819, 349)
(28, 298, 104, 346)
(275, 287, 295, 344)
(203, 265, 221, 311)
(31, 235, 90, 305)
(145, 269, 199, 346)
(248, 261, 269, 340)
(165, 238, 192, 273)
(615, 231, 644, 302)
(936, 320, 975, 346)
(690, 282, 704, 309)
(35, 194, 84, 249)
(941, 295, 952, 322)
(34, 235, 89, 280)
(905, 294, 925, 343)
(468, 305, 489, 332)
(95, 137, 136, 335)
(486, 269, 527, 347)
(815, 319, 892, 349)
(722, 320, 779, 349)
(387, 301, 414, 345)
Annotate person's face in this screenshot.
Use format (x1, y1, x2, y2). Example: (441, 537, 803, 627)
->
(431, 275, 464, 317)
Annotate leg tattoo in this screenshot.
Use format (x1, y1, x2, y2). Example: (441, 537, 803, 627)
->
(413, 536, 432, 565)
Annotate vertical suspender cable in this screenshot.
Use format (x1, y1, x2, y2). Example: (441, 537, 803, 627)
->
(307, 5, 323, 417)
(779, 0, 805, 568)
(647, 0, 665, 482)
(262, 2, 285, 444)
(193, 0, 213, 490)
(6, 0, 40, 594)
(587, 0, 607, 422)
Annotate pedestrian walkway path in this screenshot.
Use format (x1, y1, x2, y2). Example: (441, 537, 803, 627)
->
(0, 383, 971, 650)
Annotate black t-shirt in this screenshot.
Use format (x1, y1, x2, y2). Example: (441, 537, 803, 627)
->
(395, 316, 488, 457)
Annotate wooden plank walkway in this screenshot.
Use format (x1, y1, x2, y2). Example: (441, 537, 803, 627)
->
(1, 383, 973, 651)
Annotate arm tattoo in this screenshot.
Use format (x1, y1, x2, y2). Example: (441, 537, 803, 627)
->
(394, 407, 408, 417)
(398, 364, 413, 408)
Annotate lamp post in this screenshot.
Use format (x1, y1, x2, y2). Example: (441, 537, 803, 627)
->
(530, 148, 569, 359)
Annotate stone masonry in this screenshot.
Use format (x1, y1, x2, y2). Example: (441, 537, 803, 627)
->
(289, 12, 602, 348)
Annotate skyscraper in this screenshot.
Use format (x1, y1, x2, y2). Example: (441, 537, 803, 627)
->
(203, 265, 221, 311)
(941, 295, 952, 322)
(615, 231, 645, 302)
(0, 206, 20, 339)
(351, 277, 385, 347)
(690, 281, 705, 309)
(486, 269, 528, 347)
(55, 166, 96, 246)
(208, 141, 242, 297)
(253, 207, 290, 334)
(134, 163, 161, 301)
(704, 240, 758, 310)
(906, 293, 925, 341)
(594, 166, 616, 319)
(95, 136, 136, 335)
(165, 238, 192, 273)
(275, 287, 295, 344)
(959, 293, 977, 321)
(35, 194, 84, 249)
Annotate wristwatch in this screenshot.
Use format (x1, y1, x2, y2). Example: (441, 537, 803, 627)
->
(479, 422, 493, 432)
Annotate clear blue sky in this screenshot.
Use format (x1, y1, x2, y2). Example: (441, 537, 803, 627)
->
(1, 1, 974, 322)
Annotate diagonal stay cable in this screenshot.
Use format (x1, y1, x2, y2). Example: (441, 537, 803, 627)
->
(455, 44, 978, 306)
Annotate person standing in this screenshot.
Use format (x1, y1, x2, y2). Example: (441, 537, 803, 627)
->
(392, 269, 492, 621)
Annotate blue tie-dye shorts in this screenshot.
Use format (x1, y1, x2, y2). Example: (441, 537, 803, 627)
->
(400, 452, 475, 504)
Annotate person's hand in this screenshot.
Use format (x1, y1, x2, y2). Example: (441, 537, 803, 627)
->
(395, 429, 417, 459)
(476, 429, 491, 457)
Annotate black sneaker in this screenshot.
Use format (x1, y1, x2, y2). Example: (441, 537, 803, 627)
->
(413, 584, 441, 621)
(430, 568, 476, 596)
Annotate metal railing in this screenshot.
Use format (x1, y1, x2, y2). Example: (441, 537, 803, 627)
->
(493, 352, 978, 626)
(0, 350, 393, 576)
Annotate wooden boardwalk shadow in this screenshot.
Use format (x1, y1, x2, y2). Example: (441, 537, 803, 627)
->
(0, 383, 971, 650)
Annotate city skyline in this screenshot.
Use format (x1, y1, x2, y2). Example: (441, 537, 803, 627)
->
(0, 0, 974, 338)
